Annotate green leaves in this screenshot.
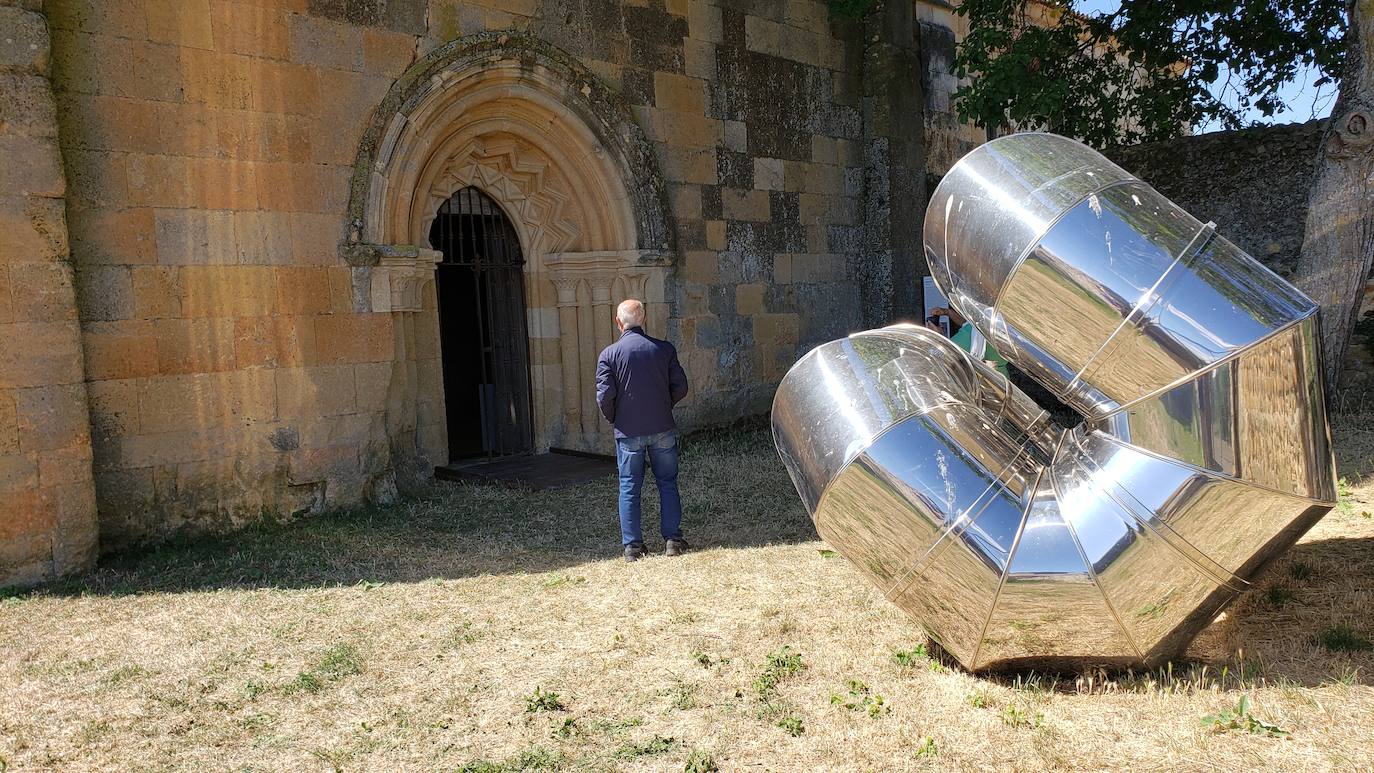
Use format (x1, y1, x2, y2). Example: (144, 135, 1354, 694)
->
(1201, 695, 1290, 737)
(952, 0, 1346, 147)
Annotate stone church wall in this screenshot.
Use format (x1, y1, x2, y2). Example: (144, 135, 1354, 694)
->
(47, 0, 425, 552)
(9, 0, 926, 565)
(0, 0, 100, 585)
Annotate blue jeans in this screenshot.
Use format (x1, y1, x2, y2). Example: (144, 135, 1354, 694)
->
(616, 429, 683, 546)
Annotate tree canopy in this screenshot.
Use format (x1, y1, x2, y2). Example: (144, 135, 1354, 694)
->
(953, 0, 1348, 147)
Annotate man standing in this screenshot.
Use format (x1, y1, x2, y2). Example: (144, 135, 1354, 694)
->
(595, 299, 689, 562)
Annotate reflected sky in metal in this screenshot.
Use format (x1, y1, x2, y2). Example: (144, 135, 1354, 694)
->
(774, 133, 1338, 671)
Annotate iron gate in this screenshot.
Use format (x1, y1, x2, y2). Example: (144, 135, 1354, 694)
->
(430, 187, 534, 461)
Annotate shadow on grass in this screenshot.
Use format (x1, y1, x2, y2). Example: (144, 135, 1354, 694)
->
(1332, 412, 1374, 487)
(18, 425, 817, 598)
(17, 422, 1372, 690)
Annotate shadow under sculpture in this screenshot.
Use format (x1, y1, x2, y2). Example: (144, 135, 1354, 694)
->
(772, 133, 1338, 671)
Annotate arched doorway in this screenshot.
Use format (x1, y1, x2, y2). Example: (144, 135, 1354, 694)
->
(429, 187, 533, 461)
(346, 33, 677, 462)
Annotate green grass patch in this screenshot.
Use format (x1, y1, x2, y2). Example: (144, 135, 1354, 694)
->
(456, 745, 564, 772)
(893, 644, 929, 667)
(1201, 695, 1289, 738)
(752, 646, 804, 698)
(615, 735, 677, 759)
(775, 714, 804, 736)
(1316, 625, 1373, 652)
(684, 749, 719, 772)
(283, 643, 363, 695)
(524, 686, 566, 713)
(830, 679, 888, 717)
(1001, 703, 1043, 729)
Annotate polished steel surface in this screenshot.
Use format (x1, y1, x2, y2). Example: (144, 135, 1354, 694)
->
(774, 133, 1337, 670)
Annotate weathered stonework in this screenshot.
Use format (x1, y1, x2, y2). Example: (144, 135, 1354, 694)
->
(916, 1, 987, 178)
(0, 0, 100, 586)
(1, 0, 929, 579)
(1107, 120, 1327, 281)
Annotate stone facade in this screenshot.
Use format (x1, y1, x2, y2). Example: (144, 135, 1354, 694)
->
(0, 0, 100, 586)
(916, 0, 984, 178)
(1105, 120, 1374, 401)
(1, 0, 930, 584)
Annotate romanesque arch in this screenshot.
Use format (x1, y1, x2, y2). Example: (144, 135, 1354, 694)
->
(345, 32, 676, 454)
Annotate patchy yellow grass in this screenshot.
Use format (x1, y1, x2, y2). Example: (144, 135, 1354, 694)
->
(3, 423, 1374, 771)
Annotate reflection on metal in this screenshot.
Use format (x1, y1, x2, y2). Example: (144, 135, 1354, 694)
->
(773, 133, 1337, 671)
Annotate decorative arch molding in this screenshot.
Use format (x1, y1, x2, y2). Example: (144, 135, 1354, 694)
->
(343, 30, 675, 261)
(343, 32, 677, 457)
(418, 136, 581, 257)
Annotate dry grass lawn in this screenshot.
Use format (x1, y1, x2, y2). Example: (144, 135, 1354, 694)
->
(4, 422, 1374, 772)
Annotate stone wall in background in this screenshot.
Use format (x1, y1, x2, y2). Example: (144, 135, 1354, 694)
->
(0, 0, 100, 585)
(1106, 120, 1374, 404)
(1106, 120, 1326, 280)
(915, 1, 983, 178)
(22, 0, 927, 561)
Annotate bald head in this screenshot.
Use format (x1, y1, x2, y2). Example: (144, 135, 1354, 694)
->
(616, 299, 646, 330)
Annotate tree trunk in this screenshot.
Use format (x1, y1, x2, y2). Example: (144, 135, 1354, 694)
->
(1294, 0, 1374, 407)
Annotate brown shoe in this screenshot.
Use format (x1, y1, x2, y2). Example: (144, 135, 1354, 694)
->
(625, 542, 646, 562)
(665, 538, 689, 557)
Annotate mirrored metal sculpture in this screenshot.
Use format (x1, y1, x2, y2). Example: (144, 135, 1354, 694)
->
(772, 133, 1337, 671)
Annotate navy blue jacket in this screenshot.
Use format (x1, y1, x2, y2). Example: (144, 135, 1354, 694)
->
(595, 326, 688, 439)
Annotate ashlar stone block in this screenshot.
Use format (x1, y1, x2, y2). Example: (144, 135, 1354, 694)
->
(81, 320, 160, 381)
(0, 6, 49, 74)
(0, 195, 67, 264)
(14, 383, 91, 452)
(0, 321, 84, 389)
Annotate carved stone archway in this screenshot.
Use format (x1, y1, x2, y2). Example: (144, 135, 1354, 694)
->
(345, 33, 676, 457)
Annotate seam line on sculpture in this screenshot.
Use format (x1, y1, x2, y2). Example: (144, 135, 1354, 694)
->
(988, 178, 1139, 314)
(807, 324, 1019, 562)
(1065, 222, 1216, 401)
(1092, 431, 1333, 506)
(809, 402, 957, 527)
(795, 326, 980, 510)
(898, 439, 1033, 595)
(1075, 444, 1249, 592)
(1091, 310, 1315, 421)
(1050, 434, 1146, 660)
(968, 466, 1041, 671)
(886, 440, 1036, 603)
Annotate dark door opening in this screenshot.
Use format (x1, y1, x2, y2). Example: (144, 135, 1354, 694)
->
(430, 187, 534, 462)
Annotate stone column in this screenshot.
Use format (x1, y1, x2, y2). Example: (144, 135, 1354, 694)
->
(546, 251, 646, 450)
(0, 2, 100, 586)
(858, 0, 927, 326)
(591, 274, 616, 363)
(576, 295, 598, 439)
(552, 277, 583, 433)
(361, 245, 442, 488)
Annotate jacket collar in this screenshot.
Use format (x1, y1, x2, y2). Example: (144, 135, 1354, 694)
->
(620, 326, 646, 338)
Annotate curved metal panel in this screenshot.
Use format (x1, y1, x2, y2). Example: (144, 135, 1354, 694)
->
(776, 133, 1338, 671)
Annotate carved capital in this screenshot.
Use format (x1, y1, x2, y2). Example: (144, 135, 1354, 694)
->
(620, 271, 649, 299)
(551, 276, 582, 306)
(366, 244, 443, 312)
